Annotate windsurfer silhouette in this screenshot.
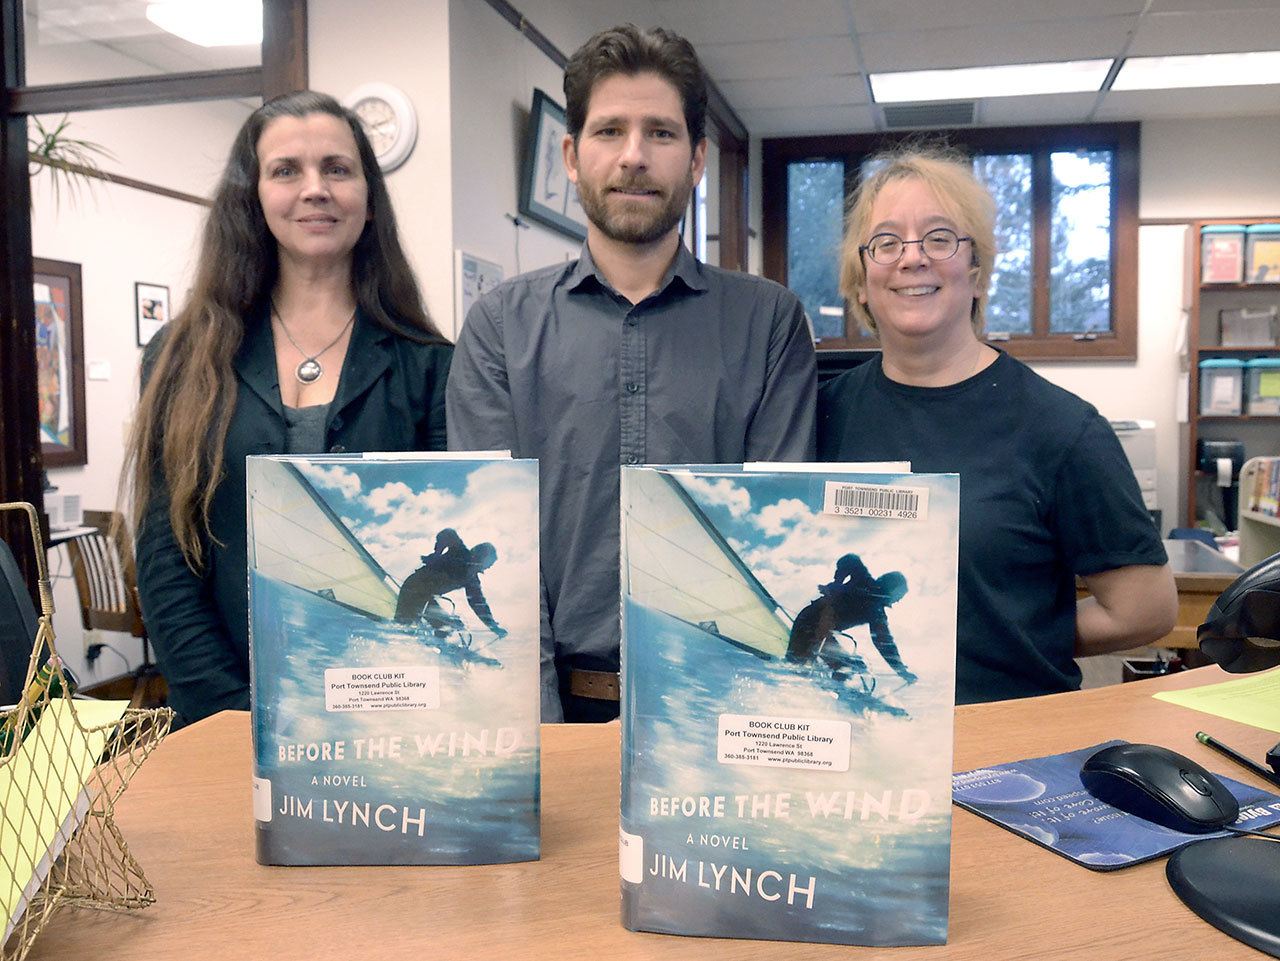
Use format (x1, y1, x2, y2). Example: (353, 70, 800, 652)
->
(395, 528, 506, 637)
(786, 553, 917, 685)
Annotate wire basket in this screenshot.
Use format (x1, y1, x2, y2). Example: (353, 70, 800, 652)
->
(1, 502, 172, 961)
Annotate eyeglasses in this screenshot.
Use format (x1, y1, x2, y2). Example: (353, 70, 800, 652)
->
(859, 227, 973, 266)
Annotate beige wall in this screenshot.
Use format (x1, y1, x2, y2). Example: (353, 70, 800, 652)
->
(32, 1, 1280, 676)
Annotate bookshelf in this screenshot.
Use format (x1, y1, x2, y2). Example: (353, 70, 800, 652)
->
(1239, 456, 1280, 567)
(1186, 219, 1280, 530)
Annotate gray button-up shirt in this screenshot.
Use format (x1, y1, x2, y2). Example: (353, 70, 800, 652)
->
(447, 243, 816, 720)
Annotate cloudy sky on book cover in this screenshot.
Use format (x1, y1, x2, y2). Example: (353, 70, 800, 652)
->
(249, 455, 539, 865)
(621, 467, 958, 945)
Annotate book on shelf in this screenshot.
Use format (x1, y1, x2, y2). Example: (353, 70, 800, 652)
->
(1246, 457, 1280, 518)
(248, 452, 540, 866)
(953, 740, 1280, 871)
(619, 465, 958, 946)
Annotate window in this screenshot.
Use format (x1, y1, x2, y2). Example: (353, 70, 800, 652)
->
(762, 124, 1139, 359)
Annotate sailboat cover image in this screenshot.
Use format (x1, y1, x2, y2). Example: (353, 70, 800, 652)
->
(620, 466, 959, 945)
(247, 453, 540, 866)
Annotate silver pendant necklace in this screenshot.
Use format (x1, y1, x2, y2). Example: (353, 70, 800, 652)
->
(271, 302, 356, 384)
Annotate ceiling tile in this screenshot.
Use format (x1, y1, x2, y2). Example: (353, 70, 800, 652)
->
(742, 104, 879, 137)
(859, 17, 1137, 72)
(1145, 0, 1279, 12)
(651, 0, 848, 44)
(1094, 83, 1280, 120)
(975, 91, 1101, 126)
(698, 35, 860, 81)
(719, 73, 867, 110)
(851, 0, 1146, 34)
(1128, 10, 1280, 55)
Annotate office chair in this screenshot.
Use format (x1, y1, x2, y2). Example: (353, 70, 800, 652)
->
(1164, 549, 1280, 957)
(0, 537, 39, 706)
(63, 510, 164, 707)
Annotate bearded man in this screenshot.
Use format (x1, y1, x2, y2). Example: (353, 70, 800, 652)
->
(447, 24, 815, 722)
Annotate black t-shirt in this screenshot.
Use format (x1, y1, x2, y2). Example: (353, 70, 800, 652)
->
(818, 351, 1166, 704)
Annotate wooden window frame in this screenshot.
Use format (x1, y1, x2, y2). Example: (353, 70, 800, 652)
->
(0, 0, 306, 583)
(762, 122, 1140, 360)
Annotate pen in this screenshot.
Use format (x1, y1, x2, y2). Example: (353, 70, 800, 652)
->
(1196, 731, 1280, 790)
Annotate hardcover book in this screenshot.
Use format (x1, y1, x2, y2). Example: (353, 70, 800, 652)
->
(953, 740, 1280, 870)
(248, 453, 540, 865)
(619, 466, 959, 946)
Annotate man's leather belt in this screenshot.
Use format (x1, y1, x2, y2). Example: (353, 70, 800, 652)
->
(569, 668, 619, 701)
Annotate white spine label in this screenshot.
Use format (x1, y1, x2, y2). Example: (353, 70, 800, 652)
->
(253, 776, 272, 822)
(619, 827, 644, 883)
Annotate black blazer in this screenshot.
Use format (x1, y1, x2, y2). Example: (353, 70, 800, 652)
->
(136, 310, 451, 725)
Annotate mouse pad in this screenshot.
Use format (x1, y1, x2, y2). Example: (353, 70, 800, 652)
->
(952, 740, 1280, 871)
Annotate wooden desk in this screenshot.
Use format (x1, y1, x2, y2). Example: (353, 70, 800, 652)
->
(26, 669, 1278, 960)
(1160, 540, 1242, 651)
(1077, 540, 1243, 652)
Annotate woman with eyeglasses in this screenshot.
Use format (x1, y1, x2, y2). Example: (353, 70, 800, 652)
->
(818, 146, 1176, 705)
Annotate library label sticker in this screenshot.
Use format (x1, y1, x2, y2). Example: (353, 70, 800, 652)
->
(823, 482, 929, 520)
(324, 666, 440, 712)
(718, 714, 851, 771)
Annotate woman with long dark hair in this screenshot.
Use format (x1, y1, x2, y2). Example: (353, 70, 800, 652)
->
(123, 91, 450, 725)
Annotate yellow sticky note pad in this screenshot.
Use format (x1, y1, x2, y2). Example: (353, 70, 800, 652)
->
(1, 698, 129, 938)
(1153, 668, 1280, 733)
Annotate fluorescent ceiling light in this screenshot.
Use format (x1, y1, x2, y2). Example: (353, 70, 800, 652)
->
(1112, 51, 1280, 91)
(870, 60, 1113, 103)
(146, 0, 262, 47)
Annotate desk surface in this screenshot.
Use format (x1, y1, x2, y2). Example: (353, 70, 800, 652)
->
(1163, 538, 1243, 581)
(27, 668, 1278, 961)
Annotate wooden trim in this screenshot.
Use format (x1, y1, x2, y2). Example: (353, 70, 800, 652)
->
(1030, 148, 1052, 337)
(0, 0, 44, 587)
(29, 155, 211, 207)
(718, 141, 748, 272)
(760, 139, 788, 285)
(262, 0, 309, 98)
(10, 68, 264, 114)
(480, 0, 568, 68)
(706, 81, 747, 148)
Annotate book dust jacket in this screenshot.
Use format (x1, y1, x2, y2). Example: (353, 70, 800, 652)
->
(620, 466, 958, 945)
(248, 454, 540, 865)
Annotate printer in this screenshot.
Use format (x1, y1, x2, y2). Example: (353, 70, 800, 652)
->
(1109, 420, 1157, 513)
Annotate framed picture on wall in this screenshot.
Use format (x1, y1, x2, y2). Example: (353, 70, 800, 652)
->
(454, 250, 504, 332)
(518, 88, 589, 242)
(135, 281, 170, 346)
(32, 257, 87, 469)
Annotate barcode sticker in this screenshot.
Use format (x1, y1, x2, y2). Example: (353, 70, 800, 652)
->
(822, 482, 929, 520)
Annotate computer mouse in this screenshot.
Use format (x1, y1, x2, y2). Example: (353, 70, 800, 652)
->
(1080, 743, 1239, 833)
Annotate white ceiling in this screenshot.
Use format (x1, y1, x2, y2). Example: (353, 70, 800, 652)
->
(24, 0, 1280, 137)
(651, 0, 1280, 136)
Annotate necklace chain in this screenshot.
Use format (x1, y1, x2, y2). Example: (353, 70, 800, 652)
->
(271, 302, 355, 385)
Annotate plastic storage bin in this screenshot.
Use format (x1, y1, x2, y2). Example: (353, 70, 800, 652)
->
(1201, 224, 1245, 284)
(1220, 305, 1278, 347)
(1199, 359, 1244, 416)
(1245, 358, 1280, 415)
(1246, 224, 1280, 283)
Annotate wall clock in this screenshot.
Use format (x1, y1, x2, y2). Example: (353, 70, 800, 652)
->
(343, 82, 417, 173)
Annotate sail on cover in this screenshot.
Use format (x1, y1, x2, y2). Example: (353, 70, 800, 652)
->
(622, 468, 791, 659)
(247, 457, 399, 619)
